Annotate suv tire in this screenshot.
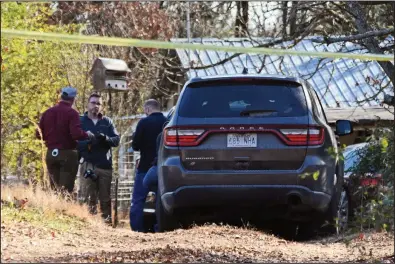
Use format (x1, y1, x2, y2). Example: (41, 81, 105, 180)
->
(321, 172, 348, 235)
(297, 172, 348, 239)
(295, 187, 342, 241)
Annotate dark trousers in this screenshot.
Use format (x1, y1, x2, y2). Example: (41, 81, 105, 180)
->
(129, 170, 149, 232)
(45, 149, 78, 194)
(79, 162, 113, 218)
(143, 165, 158, 192)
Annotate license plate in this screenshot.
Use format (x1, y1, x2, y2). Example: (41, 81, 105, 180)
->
(227, 133, 257, 148)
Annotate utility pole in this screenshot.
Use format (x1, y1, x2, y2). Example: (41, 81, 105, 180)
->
(186, 2, 191, 66)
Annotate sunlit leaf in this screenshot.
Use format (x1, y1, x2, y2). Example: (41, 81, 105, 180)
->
(313, 171, 320, 181)
(380, 138, 388, 152)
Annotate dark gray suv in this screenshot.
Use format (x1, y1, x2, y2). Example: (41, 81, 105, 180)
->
(156, 75, 352, 237)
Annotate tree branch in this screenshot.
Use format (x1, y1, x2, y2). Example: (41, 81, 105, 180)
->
(359, 1, 391, 5)
(187, 36, 297, 70)
(184, 13, 322, 71)
(311, 28, 394, 44)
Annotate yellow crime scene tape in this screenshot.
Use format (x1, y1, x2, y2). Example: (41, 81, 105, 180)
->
(1, 29, 394, 62)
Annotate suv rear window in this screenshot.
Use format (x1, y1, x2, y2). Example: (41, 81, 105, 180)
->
(178, 80, 307, 118)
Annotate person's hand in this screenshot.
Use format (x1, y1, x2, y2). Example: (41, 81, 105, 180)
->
(86, 131, 95, 140)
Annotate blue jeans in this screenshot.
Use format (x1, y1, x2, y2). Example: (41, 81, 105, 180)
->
(143, 166, 158, 192)
(129, 170, 149, 232)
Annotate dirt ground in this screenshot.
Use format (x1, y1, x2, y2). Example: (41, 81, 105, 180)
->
(1, 215, 394, 263)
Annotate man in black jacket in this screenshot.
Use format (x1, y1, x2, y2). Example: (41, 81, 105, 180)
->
(129, 99, 167, 232)
(77, 93, 120, 224)
(142, 132, 162, 193)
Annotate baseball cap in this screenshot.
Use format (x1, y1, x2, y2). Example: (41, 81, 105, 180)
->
(61, 86, 77, 98)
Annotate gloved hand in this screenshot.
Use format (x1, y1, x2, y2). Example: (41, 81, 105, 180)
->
(96, 133, 108, 143)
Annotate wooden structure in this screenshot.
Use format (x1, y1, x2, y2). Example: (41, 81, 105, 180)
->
(90, 57, 131, 92)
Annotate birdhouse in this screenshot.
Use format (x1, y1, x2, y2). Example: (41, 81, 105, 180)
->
(90, 57, 131, 92)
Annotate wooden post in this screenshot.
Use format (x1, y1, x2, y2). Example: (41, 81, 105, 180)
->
(112, 176, 118, 228)
(108, 91, 112, 112)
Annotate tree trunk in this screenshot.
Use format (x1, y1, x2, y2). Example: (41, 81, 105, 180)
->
(345, 1, 394, 86)
(235, 1, 248, 37)
(235, 2, 242, 37)
(241, 1, 248, 35)
(289, 1, 298, 36)
(282, 1, 288, 38)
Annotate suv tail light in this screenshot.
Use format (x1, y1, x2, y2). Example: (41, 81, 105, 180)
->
(280, 127, 324, 146)
(164, 126, 324, 147)
(164, 128, 205, 147)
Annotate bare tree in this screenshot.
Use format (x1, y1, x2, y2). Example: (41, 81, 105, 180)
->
(344, 1, 394, 85)
(235, 1, 249, 37)
(51, 1, 394, 109)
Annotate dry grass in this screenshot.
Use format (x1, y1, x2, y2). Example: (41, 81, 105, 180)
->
(1, 184, 103, 226)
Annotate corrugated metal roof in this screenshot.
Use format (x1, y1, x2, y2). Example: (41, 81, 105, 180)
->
(171, 37, 394, 109)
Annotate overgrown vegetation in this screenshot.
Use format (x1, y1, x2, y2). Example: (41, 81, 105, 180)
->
(1, 184, 104, 231)
(346, 126, 394, 233)
(1, 206, 87, 233)
(1, 3, 98, 184)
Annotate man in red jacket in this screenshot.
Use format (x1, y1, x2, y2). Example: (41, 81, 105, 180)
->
(37, 87, 95, 194)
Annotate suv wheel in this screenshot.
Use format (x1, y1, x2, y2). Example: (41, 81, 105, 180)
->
(335, 189, 349, 235)
(320, 185, 349, 235)
(298, 187, 349, 239)
(156, 196, 179, 232)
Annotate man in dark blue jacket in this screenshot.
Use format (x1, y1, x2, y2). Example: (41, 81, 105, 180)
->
(77, 93, 120, 224)
(142, 132, 162, 193)
(129, 99, 167, 232)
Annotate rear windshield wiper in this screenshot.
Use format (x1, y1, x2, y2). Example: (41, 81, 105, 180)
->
(239, 109, 278, 117)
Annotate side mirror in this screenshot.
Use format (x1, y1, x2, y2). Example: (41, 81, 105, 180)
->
(336, 120, 353, 136)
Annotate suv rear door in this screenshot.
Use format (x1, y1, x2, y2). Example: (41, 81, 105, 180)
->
(165, 78, 321, 172)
